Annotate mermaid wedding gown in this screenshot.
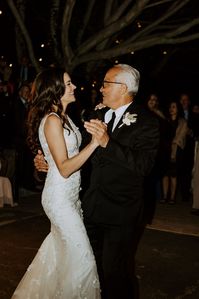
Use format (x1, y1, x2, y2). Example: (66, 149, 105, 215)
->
(12, 113, 101, 299)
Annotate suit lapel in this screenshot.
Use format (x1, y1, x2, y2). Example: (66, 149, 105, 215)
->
(111, 102, 135, 137)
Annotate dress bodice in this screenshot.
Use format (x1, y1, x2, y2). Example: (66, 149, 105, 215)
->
(39, 113, 82, 185)
(39, 112, 82, 167)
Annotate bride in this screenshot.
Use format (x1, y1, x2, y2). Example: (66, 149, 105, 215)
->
(11, 68, 101, 298)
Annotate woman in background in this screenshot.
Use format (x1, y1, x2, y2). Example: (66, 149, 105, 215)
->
(161, 100, 188, 204)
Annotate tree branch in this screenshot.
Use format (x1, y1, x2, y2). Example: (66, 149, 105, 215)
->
(76, 0, 96, 45)
(50, 0, 62, 65)
(61, 0, 76, 65)
(73, 31, 199, 67)
(104, 0, 115, 23)
(6, 0, 41, 72)
(76, 0, 150, 56)
(145, 0, 176, 9)
(96, 0, 133, 51)
(123, 0, 191, 45)
(15, 0, 26, 62)
(165, 18, 199, 38)
(108, 0, 135, 24)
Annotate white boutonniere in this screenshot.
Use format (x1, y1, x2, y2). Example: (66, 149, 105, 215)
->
(118, 112, 137, 128)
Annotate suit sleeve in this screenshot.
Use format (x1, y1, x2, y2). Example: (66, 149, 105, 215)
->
(102, 115, 159, 176)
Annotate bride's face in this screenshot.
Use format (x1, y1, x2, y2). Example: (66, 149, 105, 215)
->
(61, 73, 76, 107)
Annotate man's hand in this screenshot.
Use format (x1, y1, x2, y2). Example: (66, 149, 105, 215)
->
(34, 149, 48, 172)
(94, 103, 106, 110)
(84, 119, 109, 148)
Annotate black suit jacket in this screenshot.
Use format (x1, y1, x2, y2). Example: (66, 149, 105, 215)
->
(82, 102, 159, 226)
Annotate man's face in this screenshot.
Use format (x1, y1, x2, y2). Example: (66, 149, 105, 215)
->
(100, 67, 125, 109)
(19, 86, 30, 101)
(180, 94, 190, 110)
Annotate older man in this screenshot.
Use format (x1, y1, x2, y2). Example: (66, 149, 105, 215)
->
(83, 64, 159, 299)
(35, 64, 159, 299)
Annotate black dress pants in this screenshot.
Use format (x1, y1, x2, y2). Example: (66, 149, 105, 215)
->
(85, 220, 140, 299)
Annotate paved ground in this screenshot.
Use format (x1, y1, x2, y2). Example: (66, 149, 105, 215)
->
(0, 191, 199, 299)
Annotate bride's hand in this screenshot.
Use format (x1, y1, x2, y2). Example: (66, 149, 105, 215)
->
(34, 149, 49, 172)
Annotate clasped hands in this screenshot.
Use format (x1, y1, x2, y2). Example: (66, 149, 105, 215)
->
(84, 119, 109, 148)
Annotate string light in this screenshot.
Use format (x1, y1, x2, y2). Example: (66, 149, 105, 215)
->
(80, 87, 84, 91)
(92, 80, 96, 88)
(137, 22, 142, 28)
(0, 10, 2, 15)
(163, 51, 167, 55)
(39, 58, 43, 61)
(41, 44, 45, 48)
(115, 40, 120, 44)
(9, 64, 12, 67)
(130, 51, 134, 55)
(115, 60, 119, 64)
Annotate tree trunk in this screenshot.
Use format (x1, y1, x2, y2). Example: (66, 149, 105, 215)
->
(15, 0, 26, 63)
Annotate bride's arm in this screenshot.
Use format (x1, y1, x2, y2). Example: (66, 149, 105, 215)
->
(44, 114, 98, 178)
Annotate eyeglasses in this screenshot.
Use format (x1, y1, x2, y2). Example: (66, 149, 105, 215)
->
(102, 80, 125, 88)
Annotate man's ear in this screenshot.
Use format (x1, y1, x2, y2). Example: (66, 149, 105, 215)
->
(120, 83, 128, 95)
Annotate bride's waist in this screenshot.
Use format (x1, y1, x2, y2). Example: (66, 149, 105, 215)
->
(46, 169, 81, 183)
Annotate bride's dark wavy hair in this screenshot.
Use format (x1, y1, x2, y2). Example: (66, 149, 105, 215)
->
(27, 68, 69, 154)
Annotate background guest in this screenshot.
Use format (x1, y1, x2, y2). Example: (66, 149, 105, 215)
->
(161, 100, 188, 204)
(179, 93, 195, 201)
(13, 83, 36, 199)
(191, 103, 199, 215)
(144, 93, 166, 223)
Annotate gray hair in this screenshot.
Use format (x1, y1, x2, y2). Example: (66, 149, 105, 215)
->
(114, 64, 140, 95)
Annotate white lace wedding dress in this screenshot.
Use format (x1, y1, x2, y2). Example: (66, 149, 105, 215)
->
(12, 113, 101, 299)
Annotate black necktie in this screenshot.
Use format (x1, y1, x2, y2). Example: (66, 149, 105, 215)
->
(108, 112, 116, 133)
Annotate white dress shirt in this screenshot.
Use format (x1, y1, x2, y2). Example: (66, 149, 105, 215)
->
(104, 102, 132, 131)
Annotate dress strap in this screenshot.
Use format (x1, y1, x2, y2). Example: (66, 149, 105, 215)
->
(41, 112, 60, 130)
(47, 112, 60, 119)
